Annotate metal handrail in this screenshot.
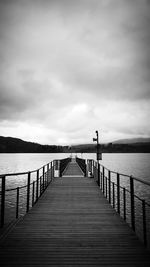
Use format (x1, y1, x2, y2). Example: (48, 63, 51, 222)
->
(0, 159, 59, 228)
(0, 162, 52, 178)
(89, 159, 150, 248)
(99, 163, 150, 187)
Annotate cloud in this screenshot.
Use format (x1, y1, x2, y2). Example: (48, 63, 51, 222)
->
(0, 0, 150, 144)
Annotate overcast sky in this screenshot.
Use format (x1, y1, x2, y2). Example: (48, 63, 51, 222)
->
(0, 0, 150, 145)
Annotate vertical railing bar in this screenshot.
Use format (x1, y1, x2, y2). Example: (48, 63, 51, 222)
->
(36, 169, 39, 201)
(106, 176, 107, 199)
(102, 166, 105, 194)
(113, 182, 115, 209)
(98, 163, 100, 186)
(93, 162, 95, 179)
(100, 172, 102, 190)
(123, 188, 126, 221)
(40, 177, 42, 196)
(142, 200, 147, 246)
(47, 164, 49, 186)
(49, 162, 51, 183)
(43, 166, 45, 192)
(52, 161, 54, 178)
(32, 182, 35, 207)
(117, 173, 120, 214)
(1, 176, 6, 227)
(108, 170, 111, 203)
(130, 176, 135, 231)
(16, 187, 19, 219)
(85, 159, 87, 177)
(51, 161, 52, 180)
(92, 160, 94, 178)
(26, 172, 31, 213)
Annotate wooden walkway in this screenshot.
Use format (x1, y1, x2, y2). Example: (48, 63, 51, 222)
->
(0, 160, 150, 266)
(62, 158, 84, 177)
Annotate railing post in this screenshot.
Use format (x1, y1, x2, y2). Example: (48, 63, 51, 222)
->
(102, 166, 105, 194)
(117, 173, 120, 214)
(92, 160, 94, 177)
(43, 166, 45, 190)
(16, 187, 19, 219)
(142, 200, 147, 246)
(108, 170, 111, 203)
(106, 177, 107, 198)
(1, 176, 6, 227)
(95, 162, 97, 180)
(86, 160, 88, 177)
(123, 188, 126, 221)
(98, 163, 100, 186)
(47, 163, 49, 172)
(36, 169, 39, 201)
(47, 164, 49, 184)
(113, 182, 115, 208)
(32, 181, 35, 207)
(26, 172, 31, 213)
(130, 176, 135, 231)
(100, 171, 102, 190)
(40, 176, 42, 195)
(53, 161, 54, 178)
(93, 162, 96, 179)
(51, 162, 53, 179)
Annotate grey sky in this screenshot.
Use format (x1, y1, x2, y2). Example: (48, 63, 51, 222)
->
(0, 0, 150, 144)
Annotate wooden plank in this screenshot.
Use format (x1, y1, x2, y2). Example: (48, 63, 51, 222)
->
(62, 160, 84, 177)
(0, 174, 150, 266)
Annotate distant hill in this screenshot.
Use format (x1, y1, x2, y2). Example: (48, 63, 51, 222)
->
(0, 136, 150, 153)
(0, 136, 63, 153)
(71, 144, 95, 152)
(112, 137, 150, 144)
(70, 139, 150, 153)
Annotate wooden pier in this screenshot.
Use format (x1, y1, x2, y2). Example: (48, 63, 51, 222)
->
(0, 159, 150, 266)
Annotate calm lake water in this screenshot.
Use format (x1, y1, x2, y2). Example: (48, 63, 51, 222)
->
(0, 152, 150, 200)
(0, 152, 150, 179)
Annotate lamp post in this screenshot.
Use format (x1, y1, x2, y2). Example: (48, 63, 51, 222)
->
(93, 130, 102, 186)
(93, 130, 102, 162)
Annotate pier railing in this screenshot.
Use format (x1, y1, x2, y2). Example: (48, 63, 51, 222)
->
(1, 156, 150, 249)
(76, 157, 86, 176)
(60, 157, 71, 177)
(0, 160, 59, 228)
(89, 160, 150, 248)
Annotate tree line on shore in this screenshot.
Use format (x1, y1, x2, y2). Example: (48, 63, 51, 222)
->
(0, 136, 150, 153)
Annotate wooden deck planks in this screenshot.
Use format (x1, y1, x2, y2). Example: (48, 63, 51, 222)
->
(62, 159, 84, 177)
(0, 175, 150, 266)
